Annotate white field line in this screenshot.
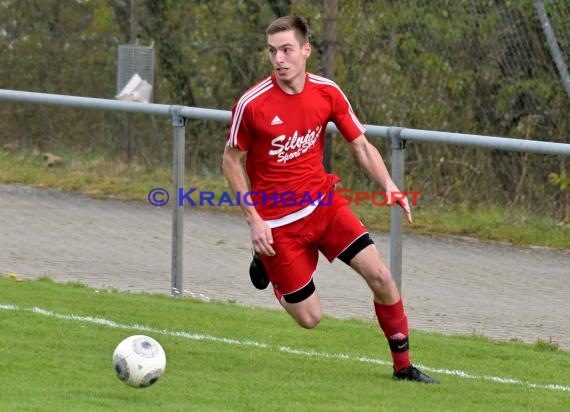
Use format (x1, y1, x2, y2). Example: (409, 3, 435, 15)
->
(1, 303, 569, 393)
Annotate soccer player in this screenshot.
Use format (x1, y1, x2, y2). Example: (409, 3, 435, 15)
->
(222, 15, 438, 383)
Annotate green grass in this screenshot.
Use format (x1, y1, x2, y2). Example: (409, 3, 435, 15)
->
(0, 148, 568, 248)
(0, 275, 569, 411)
(357, 204, 570, 248)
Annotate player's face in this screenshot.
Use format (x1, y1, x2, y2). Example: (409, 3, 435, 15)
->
(267, 30, 311, 93)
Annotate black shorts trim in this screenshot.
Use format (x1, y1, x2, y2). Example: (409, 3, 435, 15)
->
(337, 233, 374, 265)
(283, 279, 316, 304)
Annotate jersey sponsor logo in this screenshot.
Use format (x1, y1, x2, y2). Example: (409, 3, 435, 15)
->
(268, 125, 323, 163)
(270, 115, 284, 125)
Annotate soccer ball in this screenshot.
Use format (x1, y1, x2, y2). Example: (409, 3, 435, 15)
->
(112, 335, 166, 388)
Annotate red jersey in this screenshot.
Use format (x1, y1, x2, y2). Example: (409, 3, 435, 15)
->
(227, 73, 366, 222)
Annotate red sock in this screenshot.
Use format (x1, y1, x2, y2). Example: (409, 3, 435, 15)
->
(374, 299, 411, 371)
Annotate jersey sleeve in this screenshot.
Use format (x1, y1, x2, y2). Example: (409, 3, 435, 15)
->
(226, 101, 252, 151)
(330, 87, 366, 143)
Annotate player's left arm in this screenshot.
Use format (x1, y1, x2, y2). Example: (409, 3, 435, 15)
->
(349, 134, 413, 224)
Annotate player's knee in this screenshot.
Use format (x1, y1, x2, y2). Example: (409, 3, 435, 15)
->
(283, 280, 321, 328)
(366, 266, 394, 290)
(296, 312, 322, 329)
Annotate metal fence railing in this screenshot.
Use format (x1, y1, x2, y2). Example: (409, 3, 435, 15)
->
(1, 88, 569, 294)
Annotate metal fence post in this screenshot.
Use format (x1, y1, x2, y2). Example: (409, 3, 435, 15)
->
(170, 106, 186, 296)
(388, 127, 405, 292)
(534, 0, 570, 101)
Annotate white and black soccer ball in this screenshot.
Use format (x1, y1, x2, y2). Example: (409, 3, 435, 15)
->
(112, 335, 166, 388)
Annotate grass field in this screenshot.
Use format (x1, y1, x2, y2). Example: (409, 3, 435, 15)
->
(1, 275, 568, 412)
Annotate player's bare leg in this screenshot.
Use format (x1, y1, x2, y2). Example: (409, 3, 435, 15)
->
(350, 244, 439, 383)
(349, 244, 400, 304)
(279, 288, 323, 329)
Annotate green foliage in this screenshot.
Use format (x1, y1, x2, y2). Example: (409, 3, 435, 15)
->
(549, 172, 569, 191)
(0, 0, 569, 221)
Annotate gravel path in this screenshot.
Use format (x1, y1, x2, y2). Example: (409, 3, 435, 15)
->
(1, 183, 568, 349)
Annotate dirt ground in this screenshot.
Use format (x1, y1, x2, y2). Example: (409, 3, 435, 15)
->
(1, 183, 568, 349)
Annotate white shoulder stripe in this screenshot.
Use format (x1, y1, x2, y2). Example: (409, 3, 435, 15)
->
(228, 77, 273, 147)
(308, 73, 337, 84)
(308, 74, 365, 133)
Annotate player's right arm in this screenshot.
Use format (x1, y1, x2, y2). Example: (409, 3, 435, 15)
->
(222, 146, 275, 256)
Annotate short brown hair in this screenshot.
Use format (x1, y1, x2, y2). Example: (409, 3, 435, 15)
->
(265, 15, 309, 45)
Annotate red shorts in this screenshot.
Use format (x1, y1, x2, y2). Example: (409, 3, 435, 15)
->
(260, 192, 368, 295)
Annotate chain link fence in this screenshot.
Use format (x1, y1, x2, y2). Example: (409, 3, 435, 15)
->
(0, 0, 568, 219)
